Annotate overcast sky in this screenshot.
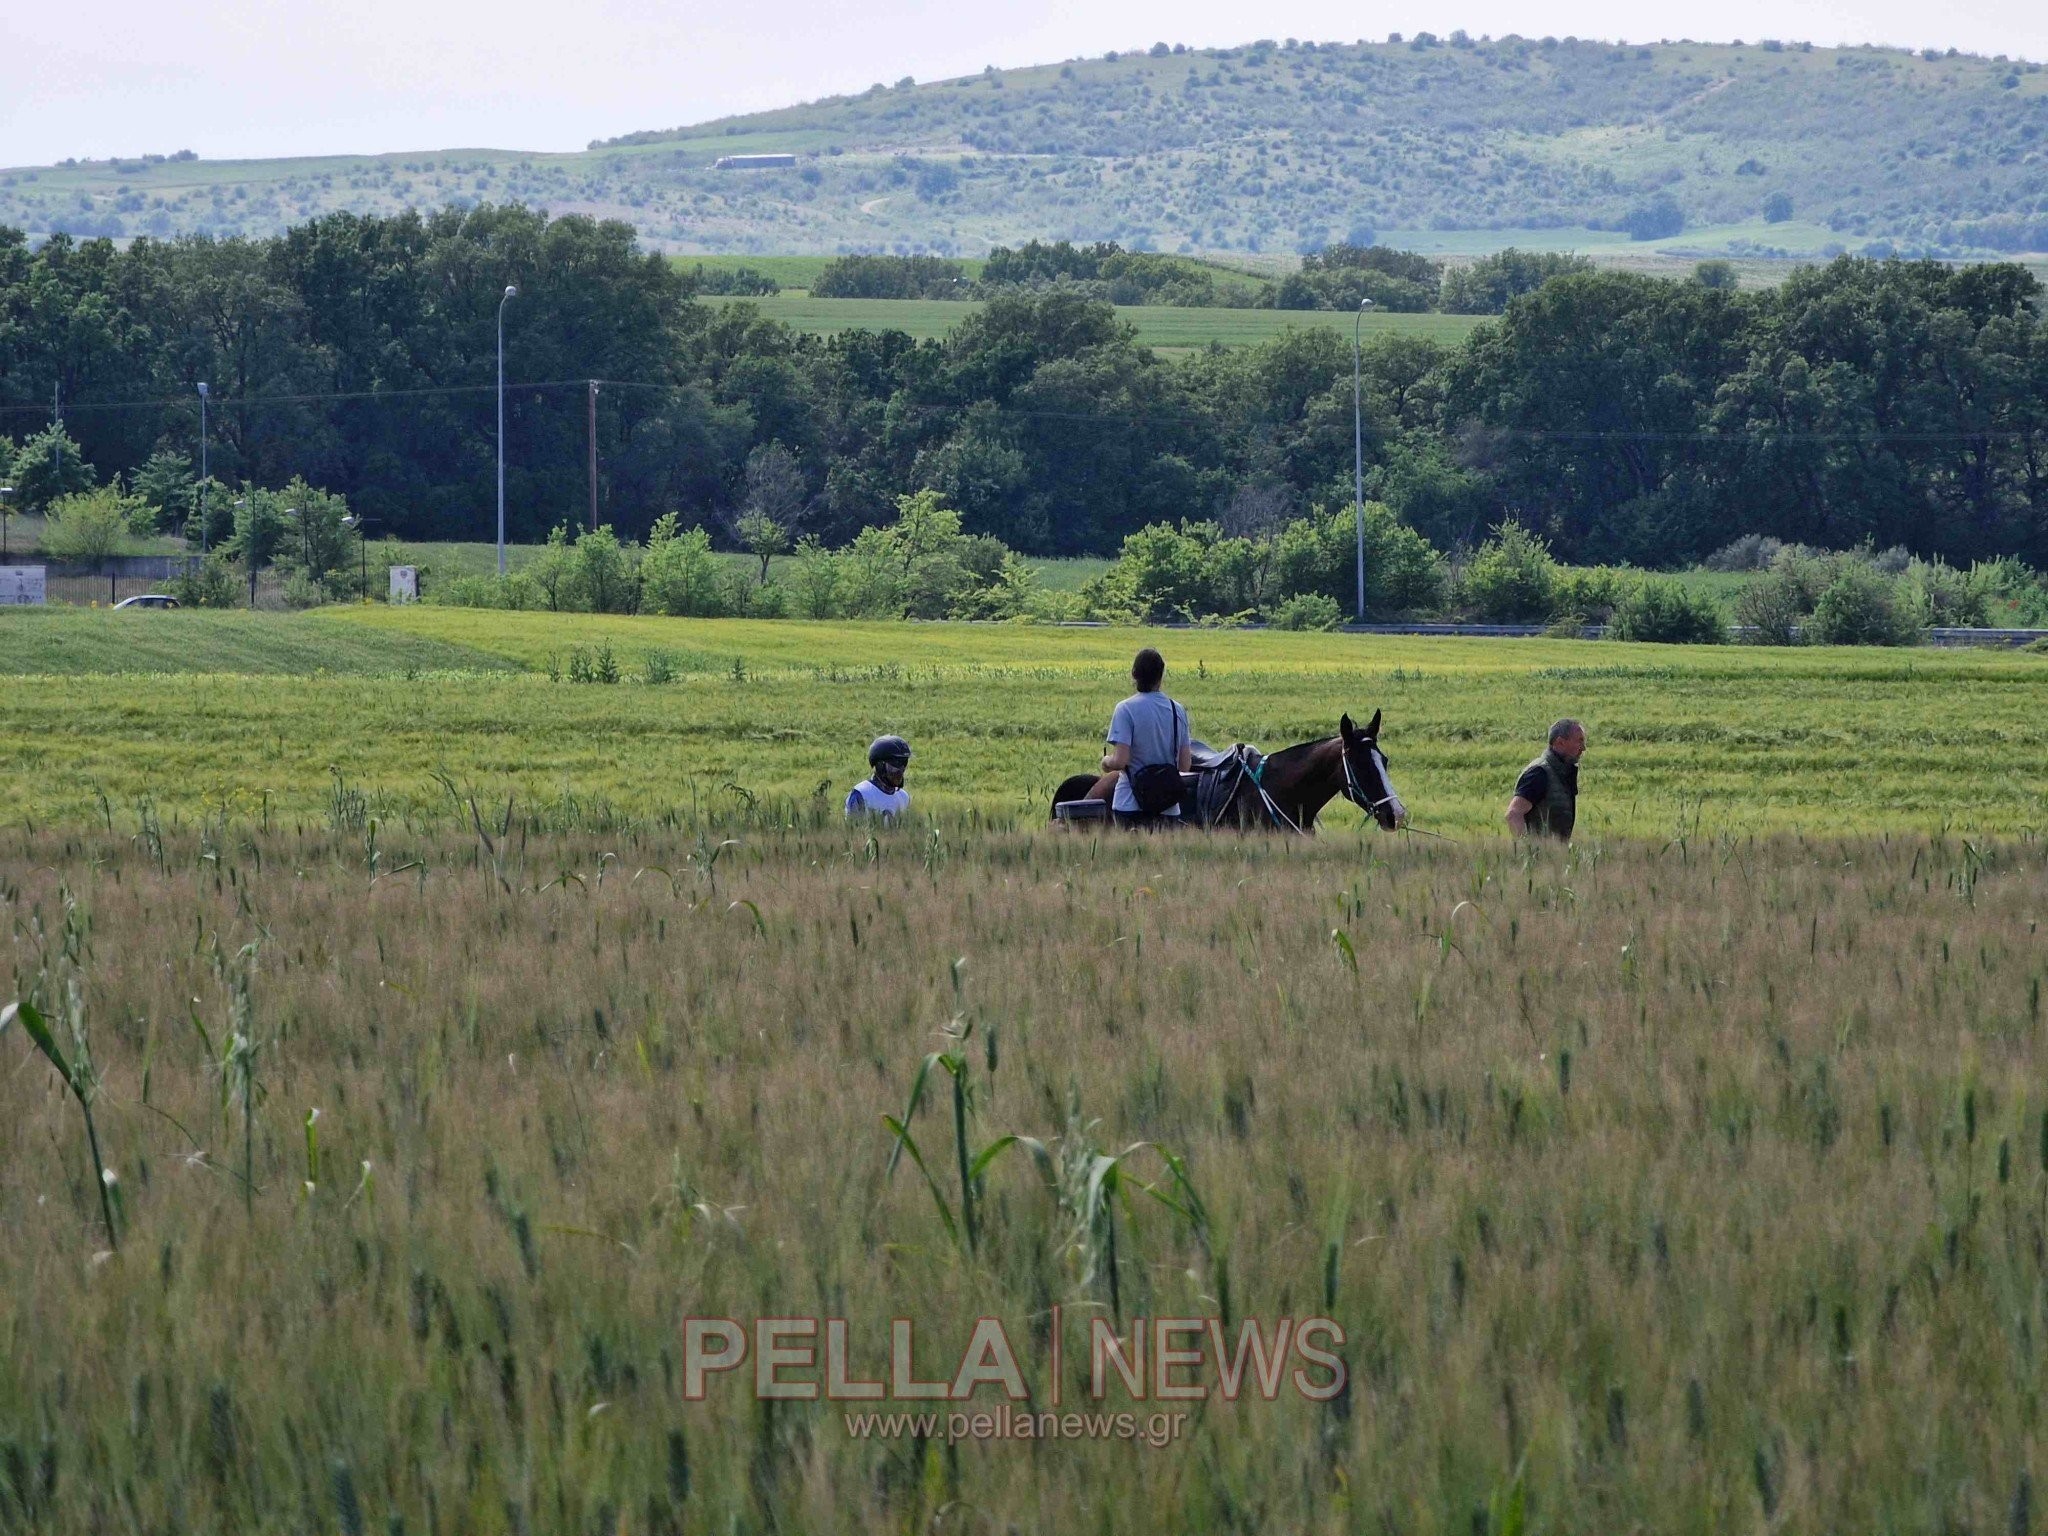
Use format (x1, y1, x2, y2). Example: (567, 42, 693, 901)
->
(4, 0, 2042, 167)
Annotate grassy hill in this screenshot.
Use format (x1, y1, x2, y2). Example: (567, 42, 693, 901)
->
(4, 37, 2046, 259)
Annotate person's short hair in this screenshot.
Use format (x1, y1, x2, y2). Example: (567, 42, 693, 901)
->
(1132, 648, 1166, 691)
(1548, 718, 1584, 745)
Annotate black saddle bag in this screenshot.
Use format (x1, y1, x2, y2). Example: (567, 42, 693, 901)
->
(1127, 702, 1184, 815)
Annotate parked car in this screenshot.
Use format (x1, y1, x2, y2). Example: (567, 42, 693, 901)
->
(112, 594, 180, 609)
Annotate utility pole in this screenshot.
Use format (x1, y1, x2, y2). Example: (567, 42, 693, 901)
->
(496, 284, 518, 576)
(52, 383, 61, 488)
(587, 380, 600, 530)
(1352, 297, 1375, 624)
(197, 383, 210, 553)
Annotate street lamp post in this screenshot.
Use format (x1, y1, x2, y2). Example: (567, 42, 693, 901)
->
(1352, 297, 1376, 624)
(342, 513, 379, 601)
(497, 284, 518, 576)
(196, 382, 210, 553)
(0, 486, 14, 560)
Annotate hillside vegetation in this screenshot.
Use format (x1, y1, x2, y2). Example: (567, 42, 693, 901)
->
(5, 37, 2046, 257)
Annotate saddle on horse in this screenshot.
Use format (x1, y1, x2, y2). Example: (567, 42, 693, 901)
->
(1053, 741, 1280, 829)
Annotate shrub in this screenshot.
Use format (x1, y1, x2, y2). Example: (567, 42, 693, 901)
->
(1767, 543, 1837, 611)
(640, 518, 726, 616)
(528, 525, 581, 611)
(1464, 523, 1560, 621)
(39, 487, 145, 563)
(573, 525, 638, 614)
(1608, 578, 1725, 643)
(1270, 592, 1343, 630)
(1899, 558, 1992, 628)
(281, 570, 326, 609)
(784, 538, 845, 619)
(1732, 571, 1806, 644)
(168, 554, 240, 609)
(434, 572, 541, 610)
(1554, 565, 1635, 623)
(1110, 522, 1215, 620)
(1808, 564, 1921, 646)
(1703, 534, 1785, 572)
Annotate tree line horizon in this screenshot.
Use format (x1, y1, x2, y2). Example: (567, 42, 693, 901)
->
(2, 203, 2044, 568)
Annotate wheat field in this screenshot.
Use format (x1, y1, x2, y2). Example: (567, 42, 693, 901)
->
(2, 807, 2045, 1533)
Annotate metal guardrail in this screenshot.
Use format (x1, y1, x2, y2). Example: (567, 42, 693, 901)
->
(1061, 620, 2048, 647)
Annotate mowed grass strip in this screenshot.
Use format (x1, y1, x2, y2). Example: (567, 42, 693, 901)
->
(0, 607, 517, 676)
(2, 606, 2044, 834)
(2, 823, 2044, 1531)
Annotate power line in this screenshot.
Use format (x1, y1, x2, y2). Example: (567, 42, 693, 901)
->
(0, 374, 2043, 446)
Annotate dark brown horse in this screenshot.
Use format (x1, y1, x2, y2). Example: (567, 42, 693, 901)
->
(1051, 711, 1407, 832)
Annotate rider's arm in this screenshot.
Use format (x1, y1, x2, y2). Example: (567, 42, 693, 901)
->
(1103, 700, 1133, 773)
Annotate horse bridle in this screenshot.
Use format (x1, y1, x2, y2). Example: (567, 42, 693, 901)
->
(1341, 739, 1400, 819)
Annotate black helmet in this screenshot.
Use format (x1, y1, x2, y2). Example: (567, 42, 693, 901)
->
(869, 735, 912, 769)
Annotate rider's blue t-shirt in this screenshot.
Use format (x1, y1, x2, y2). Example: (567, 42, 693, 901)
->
(1107, 691, 1188, 815)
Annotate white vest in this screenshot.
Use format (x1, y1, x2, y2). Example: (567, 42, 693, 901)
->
(845, 779, 910, 819)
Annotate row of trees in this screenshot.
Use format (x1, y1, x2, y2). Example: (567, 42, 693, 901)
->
(1076, 510, 2045, 641)
(805, 242, 1597, 315)
(440, 492, 1054, 622)
(3, 206, 2046, 568)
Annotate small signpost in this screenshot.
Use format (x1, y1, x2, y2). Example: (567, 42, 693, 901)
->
(389, 566, 419, 604)
(0, 566, 46, 605)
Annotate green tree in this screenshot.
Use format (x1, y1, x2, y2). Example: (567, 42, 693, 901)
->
(131, 450, 196, 533)
(228, 486, 289, 576)
(11, 425, 96, 511)
(736, 512, 788, 586)
(1763, 191, 1795, 223)
(273, 478, 355, 589)
(1439, 249, 1594, 314)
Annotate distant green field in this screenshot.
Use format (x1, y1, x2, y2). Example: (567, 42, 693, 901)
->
(673, 254, 990, 288)
(4, 606, 2046, 834)
(705, 294, 1486, 350)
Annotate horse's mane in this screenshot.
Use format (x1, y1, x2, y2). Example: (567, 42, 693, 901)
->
(1262, 735, 1339, 773)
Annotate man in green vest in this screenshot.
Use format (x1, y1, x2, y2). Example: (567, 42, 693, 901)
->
(1506, 719, 1586, 839)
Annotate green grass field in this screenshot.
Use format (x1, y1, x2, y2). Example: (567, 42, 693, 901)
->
(704, 294, 1486, 351)
(2, 606, 2042, 835)
(5, 606, 2048, 1533)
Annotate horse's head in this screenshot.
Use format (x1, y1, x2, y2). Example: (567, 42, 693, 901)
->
(1339, 710, 1407, 831)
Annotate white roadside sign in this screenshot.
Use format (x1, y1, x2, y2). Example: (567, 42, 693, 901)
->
(389, 565, 419, 603)
(0, 566, 47, 605)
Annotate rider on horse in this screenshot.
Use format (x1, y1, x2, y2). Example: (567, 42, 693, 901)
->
(1101, 648, 1193, 828)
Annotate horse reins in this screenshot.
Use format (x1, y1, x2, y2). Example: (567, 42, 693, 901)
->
(1341, 741, 1402, 819)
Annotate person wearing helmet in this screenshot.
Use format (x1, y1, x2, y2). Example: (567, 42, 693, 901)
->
(847, 735, 912, 819)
